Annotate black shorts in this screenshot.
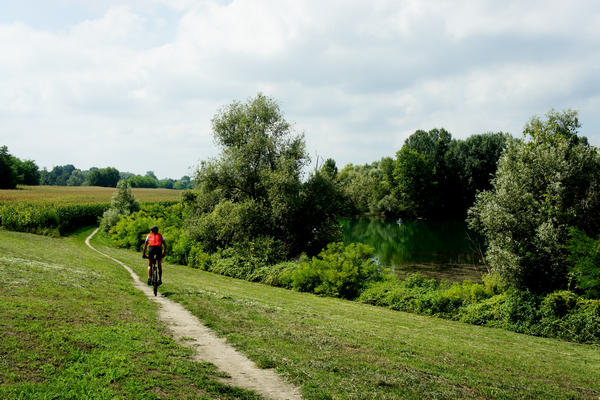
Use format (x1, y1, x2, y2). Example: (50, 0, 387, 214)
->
(148, 246, 163, 261)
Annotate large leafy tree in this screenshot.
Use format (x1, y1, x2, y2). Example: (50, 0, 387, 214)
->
(0, 146, 18, 189)
(189, 93, 340, 256)
(446, 132, 513, 215)
(394, 128, 453, 218)
(85, 167, 120, 187)
(468, 109, 600, 292)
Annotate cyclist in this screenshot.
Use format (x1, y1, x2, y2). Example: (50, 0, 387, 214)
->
(142, 225, 167, 286)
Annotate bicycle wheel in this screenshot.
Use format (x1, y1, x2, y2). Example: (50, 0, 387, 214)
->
(152, 263, 158, 296)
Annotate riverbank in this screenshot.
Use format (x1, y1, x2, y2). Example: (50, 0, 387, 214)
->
(91, 230, 600, 399)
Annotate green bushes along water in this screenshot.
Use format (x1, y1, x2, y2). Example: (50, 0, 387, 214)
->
(104, 202, 600, 344)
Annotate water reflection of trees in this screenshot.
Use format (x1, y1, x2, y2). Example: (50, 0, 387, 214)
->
(341, 218, 483, 267)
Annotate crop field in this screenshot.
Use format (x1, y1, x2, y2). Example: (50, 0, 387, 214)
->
(0, 185, 182, 205)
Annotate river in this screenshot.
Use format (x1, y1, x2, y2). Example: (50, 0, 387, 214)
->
(341, 218, 487, 282)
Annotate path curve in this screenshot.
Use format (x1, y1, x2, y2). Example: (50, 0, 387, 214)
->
(86, 228, 302, 400)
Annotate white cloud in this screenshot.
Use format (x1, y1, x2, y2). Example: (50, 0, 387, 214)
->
(1, 0, 599, 177)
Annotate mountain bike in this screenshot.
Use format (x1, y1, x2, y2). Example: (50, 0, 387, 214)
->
(143, 254, 159, 296)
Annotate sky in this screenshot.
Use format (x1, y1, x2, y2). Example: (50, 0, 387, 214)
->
(1, 0, 599, 179)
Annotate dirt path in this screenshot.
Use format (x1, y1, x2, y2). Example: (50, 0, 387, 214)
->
(85, 229, 302, 400)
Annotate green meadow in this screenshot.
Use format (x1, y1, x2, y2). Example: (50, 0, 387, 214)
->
(0, 229, 259, 399)
(2, 227, 599, 399)
(94, 230, 600, 399)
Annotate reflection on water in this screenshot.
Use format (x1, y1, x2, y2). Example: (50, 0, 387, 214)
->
(341, 218, 484, 268)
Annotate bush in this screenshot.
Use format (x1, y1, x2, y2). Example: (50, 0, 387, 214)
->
(290, 242, 380, 299)
(566, 227, 600, 299)
(540, 290, 580, 318)
(188, 243, 212, 270)
(100, 207, 122, 232)
(187, 200, 266, 253)
(248, 261, 297, 288)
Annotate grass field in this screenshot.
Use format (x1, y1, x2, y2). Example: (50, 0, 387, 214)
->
(90, 231, 600, 399)
(0, 185, 182, 205)
(2, 228, 599, 399)
(0, 229, 260, 399)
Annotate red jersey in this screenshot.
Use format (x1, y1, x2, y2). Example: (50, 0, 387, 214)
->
(146, 232, 164, 247)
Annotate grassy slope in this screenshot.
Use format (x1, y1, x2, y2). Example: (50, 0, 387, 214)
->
(91, 233, 600, 400)
(0, 229, 260, 399)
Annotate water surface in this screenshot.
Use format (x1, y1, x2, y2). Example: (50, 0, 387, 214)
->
(341, 218, 486, 281)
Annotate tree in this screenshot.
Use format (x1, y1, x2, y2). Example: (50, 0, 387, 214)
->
(86, 167, 120, 187)
(393, 128, 455, 218)
(16, 160, 41, 185)
(394, 147, 436, 218)
(446, 132, 513, 215)
(145, 171, 158, 181)
(0, 146, 18, 189)
(100, 180, 140, 231)
(110, 180, 140, 214)
(158, 179, 175, 189)
(468, 109, 600, 293)
(66, 170, 86, 186)
(189, 93, 338, 256)
(173, 175, 193, 190)
(127, 175, 158, 188)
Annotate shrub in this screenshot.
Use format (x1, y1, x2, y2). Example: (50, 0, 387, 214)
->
(565, 227, 600, 299)
(458, 293, 508, 326)
(186, 200, 266, 253)
(291, 242, 380, 299)
(100, 207, 122, 232)
(188, 243, 212, 270)
(249, 261, 298, 287)
(540, 290, 580, 318)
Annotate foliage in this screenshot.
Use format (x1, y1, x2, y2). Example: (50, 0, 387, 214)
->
(338, 159, 397, 216)
(188, 93, 340, 257)
(40, 164, 76, 185)
(0, 146, 40, 188)
(468, 109, 600, 293)
(110, 180, 140, 213)
(291, 242, 380, 299)
(337, 131, 510, 219)
(565, 227, 600, 298)
(85, 167, 120, 187)
(100, 180, 140, 232)
(0, 146, 18, 189)
(394, 147, 436, 217)
(446, 132, 514, 214)
(0, 202, 108, 235)
(359, 273, 599, 343)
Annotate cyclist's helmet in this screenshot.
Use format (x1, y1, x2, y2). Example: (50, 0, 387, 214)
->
(151, 225, 159, 233)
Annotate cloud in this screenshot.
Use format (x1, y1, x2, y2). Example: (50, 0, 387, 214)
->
(1, 0, 599, 177)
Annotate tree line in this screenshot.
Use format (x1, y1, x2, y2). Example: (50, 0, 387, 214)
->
(335, 129, 512, 219)
(183, 95, 600, 298)
(102, 96, 599, 341)
(0, 148, 193, 190)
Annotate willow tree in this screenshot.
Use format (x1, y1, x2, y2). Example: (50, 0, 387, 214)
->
(468, 109, 600, 292)
(188, 93, 340, 256)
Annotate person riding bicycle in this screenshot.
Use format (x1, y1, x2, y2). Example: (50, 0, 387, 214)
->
(142, 225, 167, 286)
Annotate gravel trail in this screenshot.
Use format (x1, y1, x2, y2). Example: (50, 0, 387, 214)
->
(86, 228, 301, 400)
